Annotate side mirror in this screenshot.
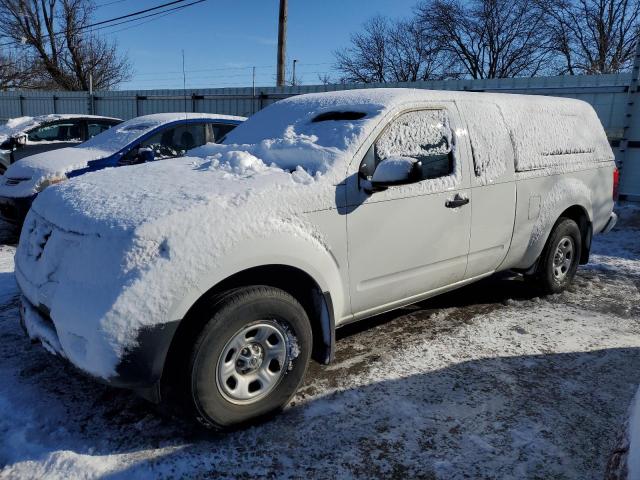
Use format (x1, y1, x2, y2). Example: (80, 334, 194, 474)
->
(367, 157, 420, 192)
(138, 148, 155, 163)
(13, 134, 27, 148)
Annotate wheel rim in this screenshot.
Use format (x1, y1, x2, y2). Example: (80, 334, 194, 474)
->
(216, 320, 290, 405)
(552, 235, 574, 281)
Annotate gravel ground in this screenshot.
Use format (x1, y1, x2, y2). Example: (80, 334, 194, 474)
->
(0, 205, 638, 479)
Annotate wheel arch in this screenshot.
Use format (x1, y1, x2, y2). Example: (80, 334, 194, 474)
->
(557, 204, 592, 264)
(159, 263, 338, 403)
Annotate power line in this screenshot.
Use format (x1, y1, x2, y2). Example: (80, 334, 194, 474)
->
(87, 0, 207, 34)
(0, 0, 207, 48)
(130, 62, 334, 77)
(95, 0, 129, 9)
(90, 0, 193, 28)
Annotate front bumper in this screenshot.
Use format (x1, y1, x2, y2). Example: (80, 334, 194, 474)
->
(0, 194, 35, 225)
(19, 295, 180, 403)
(601, 211, 618, 234)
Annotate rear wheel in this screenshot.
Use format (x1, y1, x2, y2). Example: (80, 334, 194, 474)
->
(533, 217, 582, 294)
(185, 286, 312, 430)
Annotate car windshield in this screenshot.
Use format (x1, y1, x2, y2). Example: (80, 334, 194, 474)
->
(79, 118, 164, 154)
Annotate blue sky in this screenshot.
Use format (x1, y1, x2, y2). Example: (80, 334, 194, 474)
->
(95, 0, 417, 90)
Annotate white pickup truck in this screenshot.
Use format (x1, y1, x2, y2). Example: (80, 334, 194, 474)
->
(15, 89, 617, 429)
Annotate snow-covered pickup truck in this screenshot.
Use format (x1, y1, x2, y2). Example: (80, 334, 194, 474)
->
(14, 89, 617, 429)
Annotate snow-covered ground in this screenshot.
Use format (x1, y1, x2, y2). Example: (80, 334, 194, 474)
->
(0, 204, 638, 479)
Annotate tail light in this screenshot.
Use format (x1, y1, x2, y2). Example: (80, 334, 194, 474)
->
(613, 167, 620, 201)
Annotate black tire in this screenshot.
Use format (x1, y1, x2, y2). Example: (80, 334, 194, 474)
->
(534, 217, 582, 294)
(185, 286, 312, 430)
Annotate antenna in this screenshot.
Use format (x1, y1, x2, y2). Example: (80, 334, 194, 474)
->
(182, 49, 187, 120)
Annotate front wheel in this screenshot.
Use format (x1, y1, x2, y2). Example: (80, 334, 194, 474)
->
(534, 217, 582, 294)
(186, 286, 312, 430)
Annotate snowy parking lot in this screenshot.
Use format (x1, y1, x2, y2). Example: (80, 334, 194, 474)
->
(0, 204, 638, 479)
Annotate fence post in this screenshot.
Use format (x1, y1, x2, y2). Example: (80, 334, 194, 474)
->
(87, 92, 95, 115)
(18, 95, 24, 116)
(52, 95, 57, 114)
(618, 34, 640, 199)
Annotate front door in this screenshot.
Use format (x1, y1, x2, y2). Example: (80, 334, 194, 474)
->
(346, 105, 473, 317)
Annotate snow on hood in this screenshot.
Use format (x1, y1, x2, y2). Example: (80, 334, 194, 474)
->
(31, 154, 321, 236)
(0, 147, 110, 198)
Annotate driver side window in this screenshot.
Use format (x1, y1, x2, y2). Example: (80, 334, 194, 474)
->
(360, 109, 454, 181)
(139, 123, 207, 160)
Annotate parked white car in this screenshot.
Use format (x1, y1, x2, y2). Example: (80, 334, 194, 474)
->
(15, 89, 617, 429)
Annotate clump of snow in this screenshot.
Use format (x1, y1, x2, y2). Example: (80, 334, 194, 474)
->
(21, 297, 63, 357)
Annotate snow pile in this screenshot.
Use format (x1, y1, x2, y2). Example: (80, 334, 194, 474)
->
(191, 123, 341, 178)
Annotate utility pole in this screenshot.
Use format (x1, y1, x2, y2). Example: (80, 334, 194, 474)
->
(292, 59, 297, 86)
(276, 0, 287, 87)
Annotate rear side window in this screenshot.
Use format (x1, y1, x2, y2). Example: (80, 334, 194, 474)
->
(87, 121, 114, 138)
(361, 109, 453, 181)
(499, 99, 614, 172)
(211, 123, 236, 143)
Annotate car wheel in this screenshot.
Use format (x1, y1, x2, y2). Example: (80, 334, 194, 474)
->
(535, 217, 582, 294)
(186, 286, 312, 430)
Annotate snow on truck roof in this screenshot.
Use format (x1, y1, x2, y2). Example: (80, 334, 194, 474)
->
(225, 88, 612, 173)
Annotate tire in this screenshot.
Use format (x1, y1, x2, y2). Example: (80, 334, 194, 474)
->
(185, 286, 312, 430)
(534, 217, 582, 294)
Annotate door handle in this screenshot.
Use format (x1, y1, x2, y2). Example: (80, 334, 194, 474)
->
(445, 194, 469, 208)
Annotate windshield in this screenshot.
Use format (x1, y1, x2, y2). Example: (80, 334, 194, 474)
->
(79, 117, 164, 154)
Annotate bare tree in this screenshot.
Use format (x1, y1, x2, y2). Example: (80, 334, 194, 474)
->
(0, 0, 131, 90)
(0, 51, 35, 90)
(417, 0, 554, 78)
(334, 15, 388, 83)
(334, 15, 454, 83)
(540, 0, 639, 74)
